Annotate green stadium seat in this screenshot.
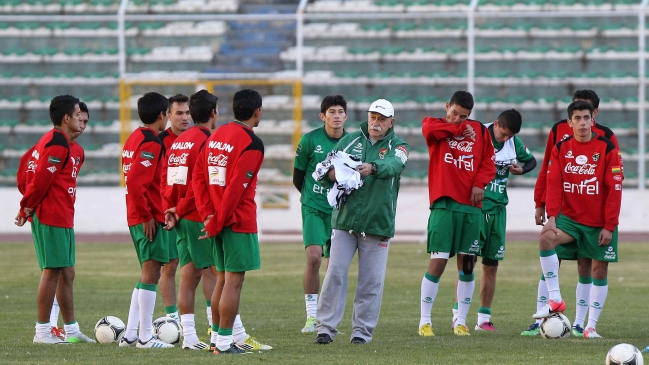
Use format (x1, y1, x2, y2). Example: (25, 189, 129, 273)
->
(127, 47, 150, 56)
(21, 71, 46, 78)
(137, 22, 165, 31)
(76, 22, 102, 31)
(510, 23, 533, 31)
(1, 48, 27, 56)
(83, 71, 107, 78)
(348, 47, 375, 55)
(555, 45, 582, 53)
(518, 71, 541, 78)
(90, 0, 116, 5)
(393, 23, 417, 32)
(0, 120, 18, 127)
(33, 48, 58, 56)
(0, 22, 10, 30)
(45, 22, 71, 30)
(60, 0, 83, 5)
(14, 22, 41, 31)
(382, 47, 404, 55)
(570, 22, 595, 31)
(367, 71, 392, 78)
(361, 23, 388, 32)
(500, 45, 522, 53)
(475, 45, 493, 53)
(107, 22, 134, 30)
(27, 0, 53, 5)
(480, 23, 505, 30)
(95, 48, 118, 55)
(64, 48, 90, 56)
(393, 71, 422, 78)
(52, 72, 77, 78)
(336, 71, 362, 78)
(150, 0, 175, 5)
(414, 96, 438, 104)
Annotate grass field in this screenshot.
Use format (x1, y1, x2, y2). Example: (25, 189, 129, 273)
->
(1, 240, 647, 364)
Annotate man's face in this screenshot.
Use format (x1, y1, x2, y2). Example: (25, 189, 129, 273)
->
(367, 112, 393, 140)
(320, 105, 347, 130)
(66, 104, 82, 133)
(168, 102, 190, 132)
(209, 105, 219, 130)
(445, 102, 471, 124)
(568, 109, 593, 139)
(573, 98, 598, 119)
(493, 121, 515, 143)
(72, 111, 89, 139)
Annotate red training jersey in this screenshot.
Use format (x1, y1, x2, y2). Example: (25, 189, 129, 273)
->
(534, 119, 621, 209)
(19, 128, 83, 228)
(422, 117, 496, 208)
(122, 127, 165, 226)
(158, 127, 178, 207)
(546, 135, 622, 231)
(192, 121, 264, 236)
(163, 126, 211, 222)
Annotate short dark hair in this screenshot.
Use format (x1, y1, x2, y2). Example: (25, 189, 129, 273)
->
(567, 100, 595, 119)
(320, 95, 347, 114)
(137, 92, 169, 124)
(49, 95, 80, 126)
(78, 101, 89, 118)
(449, 91, 474, 111)
(573, 89, 599, 109)
(189, 89, 218, 124)
(233, 89, 262, 122)
(168, 94, 189, 112)
(497, 109, 522, 134)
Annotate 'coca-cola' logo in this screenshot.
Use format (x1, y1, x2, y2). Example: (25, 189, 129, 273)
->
(564, 162, 596, 175)
(168, 153, 189, 166)
(446, 138, 474, 153)
(208, 152, 228, 167)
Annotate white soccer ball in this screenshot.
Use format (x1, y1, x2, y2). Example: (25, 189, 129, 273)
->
(540, 313, 571, 339)
(94, 316, 126, 344)
(152, 317, 182, 345)
(606, 344, 644, 365)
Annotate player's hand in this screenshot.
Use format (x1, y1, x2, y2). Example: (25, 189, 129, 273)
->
(598, 229, 613, 246)
(203, 214, 213, 227)
(14, 210, 26, 227)
(540, 216, 558, 236)
(164, 211, 177, 230)
(470, 187, 484, 206)
(463, 124, 476, 140)
(164, 207, 179, 221)
(356, 163, 373, 178)
(198, 226, 213, 240)
(143, 219, 157, 242)
(535, 207, 546, 226)
(509, 163, 523, 175)
(327, 168, 336, 181)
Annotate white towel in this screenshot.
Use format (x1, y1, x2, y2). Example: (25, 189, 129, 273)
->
(312, 151, 363, 209)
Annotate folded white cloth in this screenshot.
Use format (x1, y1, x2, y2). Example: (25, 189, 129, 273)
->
(312, 151, 363, 209)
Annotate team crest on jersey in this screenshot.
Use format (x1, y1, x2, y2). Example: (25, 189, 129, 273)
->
(352, 142, 363, 154)
(315, 145, 323, 153)
(564, 150, 574, 159)
(378, 148, 388, 159)
(592, 152, 600, 162)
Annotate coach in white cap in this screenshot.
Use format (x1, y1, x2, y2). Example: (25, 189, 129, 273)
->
(314, 98, 409, 345)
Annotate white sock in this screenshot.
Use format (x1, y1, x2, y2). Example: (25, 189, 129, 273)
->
(215, 334, 233, 351)
(536, 277, 549, 324)
(206, 305, 212, 325)
(124, 288, 140, 341)
(305, 294, 318, 318)
(232, 314, 246, 343)
(166, 311, 179, 321)
(586, 282, 608, 329)
(539, 253, 562, 302)
(456, 271, 475, 327)
(63, 321, 80, 337)
(574, 281, 592, 327)
(138, 286, 157, 342)
(181, 314, 199, 344)
(210, 326, 218, 344)
(419, 273, 439, 327)
(452, 307, 458, 326)
(50, 295, 60, 328)
(35, 322, 50, 338)
(477, 313, 491, 326)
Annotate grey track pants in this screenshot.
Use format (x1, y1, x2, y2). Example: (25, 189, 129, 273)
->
(315, 229, 390, 343)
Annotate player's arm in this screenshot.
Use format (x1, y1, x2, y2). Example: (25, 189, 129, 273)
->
(544, 145, 563, 220)
(16, 146, 36, 195)
(370, 141, 409, 179)
(293, 135, 310, 192)
(510, 136, 537, 175)
(20, 144, 69, 216)
(191, 146, 215, 221)
(534, 128, 556, 209)
(603, 147, 623, 233)
(470, 125, 497, 205)
(205, 148, 264, 237)
(126, 141, 162, 223)
(422, 117, 468, 146)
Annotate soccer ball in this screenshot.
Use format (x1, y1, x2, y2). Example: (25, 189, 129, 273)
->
(94, 316, 126, 344)
(606, 344, 644, 365)
(152, 317, 182, 345)
(540, 313, 571, 339)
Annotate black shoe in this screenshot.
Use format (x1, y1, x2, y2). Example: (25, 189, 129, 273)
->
(314, 333, 333, 344)
(213, 343, 251, 355)
(350, 337, 366, 345)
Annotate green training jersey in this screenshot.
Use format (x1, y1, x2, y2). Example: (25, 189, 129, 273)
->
(294, 126, 346, 213)
(482, 123, 534, 213)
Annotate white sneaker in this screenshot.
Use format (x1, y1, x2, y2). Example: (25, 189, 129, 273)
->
(136, 337, 174, 349)
(301, 316, 316, 333)
(182, 340, 209, 350)
(33, 333, 69, 344)
(65, 332, 96, 343)
(584, 327, 603, 338)
(119, 337, 137, 347)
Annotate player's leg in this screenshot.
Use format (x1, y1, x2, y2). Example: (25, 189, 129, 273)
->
(584, 227, 617, 338)
(50, 290, 63, 339)
(214, 271, 245, 352)
(55, 266, 90, 343)
(209, 268, 225, 349)
(521, 273, 548, 335)
(453, 210, 481, 336)
(573, 258, 592, 336)
(202, 269, 215, 328)
(160, 229, 179, 321)
(178, 262, 203, 347)
(316, 230, 357, 344)
(301, 207, 329, 333)
(476, 210, 505, 331)
(35, 268, 63, 343)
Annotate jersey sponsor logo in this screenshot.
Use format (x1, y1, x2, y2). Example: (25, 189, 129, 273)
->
(575, 155, 588, 165)
(564, 161, 596, 175)
(615, 183, 622, 190)
(140, 151, 155, 160)
(122, 163, 132, 173)
(488, 177, 508, 193)
(468, 239, 480, 253)
(444, 152, 474, 171)
(446, 137, 474, 153)
(603, 246, 616, 260)
(48, 156, 61, 164)
(208, 141, 234, 152)
(613, 175, 622, 181)
(170, 141, 194, 150)
(67, 187, 76, 197)
(495, 245, 505, 259)
(314, 145, 324, 153)
(378, 238, 389, 248)
(47, 166, 57, 173)
(564, 150, 574, 159)
(140, 160, 152, 167)
(167, 166, 188, 185)
(207, 152, 228, 166)
(32, 149, 40, 160)
(27, 160, 37, 173)
(563, 177, 599, 195)
(378, 148, 388, 160)
(592, 152, 600, 162)
(122, 150, 134, 159)
(208, 166, 226, 186)
(496, 159, 516, 175)
(168, 153, 189, 166)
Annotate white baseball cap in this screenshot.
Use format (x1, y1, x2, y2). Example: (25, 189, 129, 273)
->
(368, 99, 394, 118)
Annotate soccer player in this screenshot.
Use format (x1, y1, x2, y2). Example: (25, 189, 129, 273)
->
(314, 98, 409, 345)
(418, 91, 496, 337)
(119, 92, 174, 349)
(293, 95, 348, 333)
(532, 100, 622, 340)
(192, 89, 265, 355)
(15, 95, 94, 344)
(523, 89, 622, 337)
(158, 93, 191, 322)
(456, 109, 536, 331)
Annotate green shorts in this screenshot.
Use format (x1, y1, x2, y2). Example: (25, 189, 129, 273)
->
(301, 205, 331, 258)
(556, 214, 618, 262)
(213, 226, 260, 273)
(480, 209, 506, 261)
(555, 241, 580, 261)
(176, 218, 215, 269)
(129, 223, 170, 266)
(167, 228, 178, 260)
(31, 214, 75, 269)
(427, 208, 481, 256)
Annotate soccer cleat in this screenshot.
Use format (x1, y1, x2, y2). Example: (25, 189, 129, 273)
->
(65, 332, 96, 343)
(236, 335, 273, 351)
(642, 345, 649, 353)
(314, 333, 333, 344)
(33, 333, 68, 344)
(182, 340, 209, 350)
(136, 337, 174, 349)
(532, 299, 566, 319)
(475, 322, 497, 332)
(119, 337, 137, 347)
(51, 326, 65, 340)
(583, 327, 603, 339)
(350, 337, 366, 345)
(213, 342, 251, 355)
(520, 323, 541, 336)
(571, 324, 585, 337)
(418, 323, 434, 337)
(453, 324, 470, 336)
(302, 316, 317, 333)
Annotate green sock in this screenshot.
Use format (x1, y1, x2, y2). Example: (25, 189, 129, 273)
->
(165, 305, 177, 314)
